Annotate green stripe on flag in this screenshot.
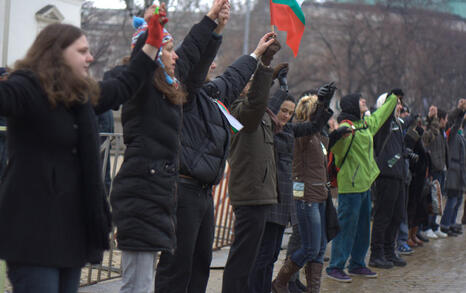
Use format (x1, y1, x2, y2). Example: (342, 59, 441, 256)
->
(272, 0, 306, 25)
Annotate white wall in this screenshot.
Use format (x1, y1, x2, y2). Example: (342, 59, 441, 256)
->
(2, 0, 84, 67)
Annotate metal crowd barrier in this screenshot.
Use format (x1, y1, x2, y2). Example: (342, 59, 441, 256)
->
(80, 133, 235, 286)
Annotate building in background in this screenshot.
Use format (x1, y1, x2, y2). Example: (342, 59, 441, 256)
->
(0, 0, 83, 67)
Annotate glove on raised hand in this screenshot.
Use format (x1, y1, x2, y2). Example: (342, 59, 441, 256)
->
(145, 10, 168, 48)
(317, 82, 337, 106)
(273, 63, 289, 92)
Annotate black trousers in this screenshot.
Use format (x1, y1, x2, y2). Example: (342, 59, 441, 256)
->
(370, 176, 405, 257)
(221, 205, 271, 293)
(249, 222, 285, 293)
(154, 181, 214, 293)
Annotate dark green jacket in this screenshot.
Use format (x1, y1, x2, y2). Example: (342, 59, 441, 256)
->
(227, 64, 276, 206)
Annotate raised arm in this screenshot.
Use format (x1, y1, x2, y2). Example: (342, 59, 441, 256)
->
(366, 94, 398, 136)
(95, 9, 168, 114)
(448, 99, 466, 139)
(230, 64, 273, 133)
(292, 103, 333, 137)
(175, 0, 226, 85)
(185, 1, 230, 95)
(210, 32, 276, 108)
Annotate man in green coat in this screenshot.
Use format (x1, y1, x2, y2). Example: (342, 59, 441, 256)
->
(326, 92, 398, 282)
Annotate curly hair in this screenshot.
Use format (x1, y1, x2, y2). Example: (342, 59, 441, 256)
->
(294, 94, 318, 122)
(14, 23, 100, 108)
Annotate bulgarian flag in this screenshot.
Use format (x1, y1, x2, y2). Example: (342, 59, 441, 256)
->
(270, 0, 306, 57)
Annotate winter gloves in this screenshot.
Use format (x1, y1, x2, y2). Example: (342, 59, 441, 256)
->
(273, 63, 289, 92)
(145, 8, 168, 49)
(317, 82, 337, 107)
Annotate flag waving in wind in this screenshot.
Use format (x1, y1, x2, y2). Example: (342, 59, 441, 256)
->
(269, 0, 306, 57)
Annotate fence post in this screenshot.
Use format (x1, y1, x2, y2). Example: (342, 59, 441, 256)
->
(0, 260, 5, 292)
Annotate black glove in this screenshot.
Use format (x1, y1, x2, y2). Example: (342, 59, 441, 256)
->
(273, 63, 289, 92)
(261, 38, 281, 66)
(328, 126, 352, 150)
(317, 82, 337, 106)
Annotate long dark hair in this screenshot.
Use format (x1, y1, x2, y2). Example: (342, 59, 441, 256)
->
(14, 23, 100, 107)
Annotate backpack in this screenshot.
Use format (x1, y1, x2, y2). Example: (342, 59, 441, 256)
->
(327, 120, 355, 188)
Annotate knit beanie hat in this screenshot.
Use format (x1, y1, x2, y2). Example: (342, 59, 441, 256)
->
(131, 16, 173, 50)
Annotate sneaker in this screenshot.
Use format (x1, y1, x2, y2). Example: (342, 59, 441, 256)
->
(347, 267, 378, 278)
(398, 243, 414, 255)
(424, 229, 439, 239)
(327, 268, 352, 283)
(416, 231, 430, 242)
(369, 256, 394, 269)
(434, 229, 448, 238)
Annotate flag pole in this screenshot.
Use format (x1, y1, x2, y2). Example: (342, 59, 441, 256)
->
(271, 25, 274, 33)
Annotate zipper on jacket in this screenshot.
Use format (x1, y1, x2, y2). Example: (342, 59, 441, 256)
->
(352, 164, 360, 187)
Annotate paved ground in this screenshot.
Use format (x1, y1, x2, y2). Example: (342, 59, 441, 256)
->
(79, 222, 466, 293)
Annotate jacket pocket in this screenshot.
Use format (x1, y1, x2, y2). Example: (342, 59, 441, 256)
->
(149, 160, 177, 177)
(352, 164, 360, 187)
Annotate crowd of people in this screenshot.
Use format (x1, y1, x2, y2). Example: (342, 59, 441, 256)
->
(0, 0, 464, 293)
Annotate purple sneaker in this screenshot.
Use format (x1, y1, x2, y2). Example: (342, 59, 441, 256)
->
(326, 268, 352, 283)
(348, 267, 378, 278)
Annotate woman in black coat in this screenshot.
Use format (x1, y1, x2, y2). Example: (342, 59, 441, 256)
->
(0, 12, 164, 293)
(109, 1, 229, 292)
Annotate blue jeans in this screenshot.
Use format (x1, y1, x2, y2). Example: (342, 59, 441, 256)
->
(249, 222, 285, 293)
(440, 189, 464, 228)
(291, 200, 327, 267)
(326, 191, 371, 272)
(7, 264, 81, 293)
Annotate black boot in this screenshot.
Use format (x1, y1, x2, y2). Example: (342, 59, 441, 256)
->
(385, 251, 407, 267)
(369, 254, 394, 269)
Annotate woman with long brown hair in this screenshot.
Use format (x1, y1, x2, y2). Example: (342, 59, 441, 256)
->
(0, 10, 165, 293)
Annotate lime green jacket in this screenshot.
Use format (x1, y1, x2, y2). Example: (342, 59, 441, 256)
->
(331, 95, 398, 194)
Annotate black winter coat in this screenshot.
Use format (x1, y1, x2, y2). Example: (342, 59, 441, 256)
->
(180, 46, 258, 185)
(110, 16, 218, 253)
(0, 51, 156, 267)
(374, 115, 407, 180)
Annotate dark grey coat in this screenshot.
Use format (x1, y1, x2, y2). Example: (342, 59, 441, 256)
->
(227, 64, 276, 206)
(446, 108, 466, 192)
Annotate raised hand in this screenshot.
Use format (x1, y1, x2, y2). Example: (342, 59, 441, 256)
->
(145, 3, 168, 49)
(273, 63, 289, 92)
(253, 32, 277, 57)
(207, 0, 228, 21)
(214, 1, 230, 34)
(261, 35, 281, 67)
(317, 82, 337, 105)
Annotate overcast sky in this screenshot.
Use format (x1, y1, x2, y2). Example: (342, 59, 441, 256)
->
(93, 0, 140, 9)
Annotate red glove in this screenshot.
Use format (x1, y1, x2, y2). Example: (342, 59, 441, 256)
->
(145, 11, 168, 48)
